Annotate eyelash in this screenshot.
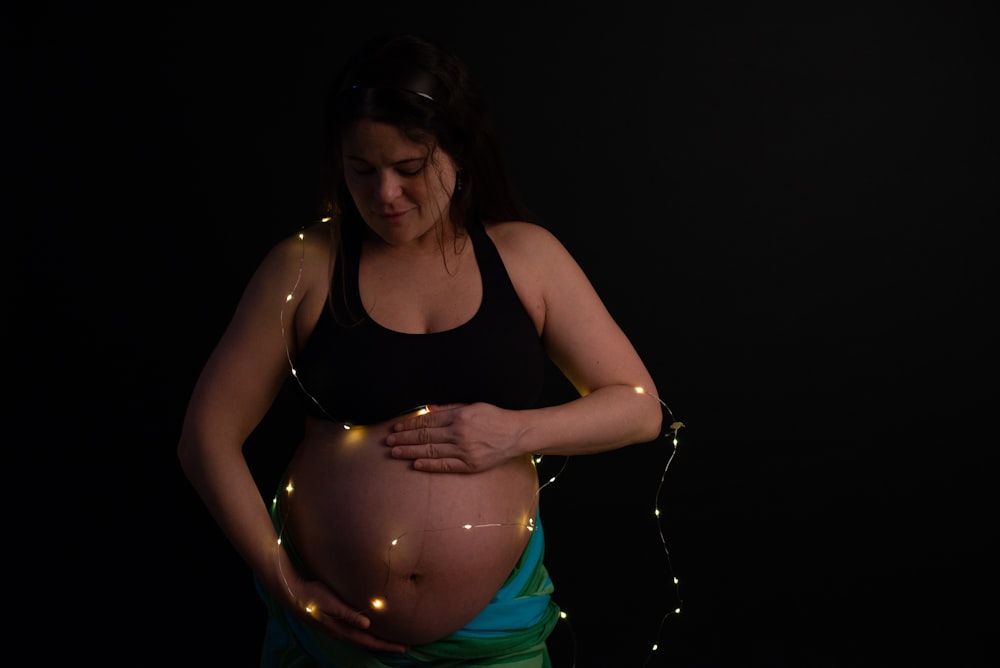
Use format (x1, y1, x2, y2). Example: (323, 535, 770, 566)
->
(352, 166, 423, 177)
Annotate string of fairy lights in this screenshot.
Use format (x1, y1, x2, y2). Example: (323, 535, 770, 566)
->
(273, 226, 686, 666)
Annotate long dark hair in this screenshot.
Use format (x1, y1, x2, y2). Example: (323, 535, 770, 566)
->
(319, 33, 530, 259)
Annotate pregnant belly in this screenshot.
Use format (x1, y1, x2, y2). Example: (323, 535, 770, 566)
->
(278, 413, 541, 645)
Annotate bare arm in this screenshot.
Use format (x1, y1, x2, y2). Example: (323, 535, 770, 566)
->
(524, 222, 663, 455)
(387, 222, 663, 471)
(177, 234, 301, 586)
(176, 228, 406, 651)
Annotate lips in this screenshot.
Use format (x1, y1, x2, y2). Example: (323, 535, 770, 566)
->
(376, 209, 410, 223)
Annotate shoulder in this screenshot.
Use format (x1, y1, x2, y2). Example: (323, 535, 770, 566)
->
(236, 221, 335, 312)
(482, 220, 592, 314)
(266, 221, 332, 261)
(483, 220, 571, 266)
(256, 222, 333, 278)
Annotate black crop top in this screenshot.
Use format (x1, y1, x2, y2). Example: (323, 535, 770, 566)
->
(292, 220, 547, 425)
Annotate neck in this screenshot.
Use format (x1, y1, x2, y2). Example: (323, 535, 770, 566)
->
(366, 219, 465, 259)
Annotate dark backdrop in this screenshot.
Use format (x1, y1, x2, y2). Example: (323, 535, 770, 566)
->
(14, 2, 994, 666)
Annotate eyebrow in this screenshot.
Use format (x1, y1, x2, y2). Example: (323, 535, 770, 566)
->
(343, 155, 426, 166)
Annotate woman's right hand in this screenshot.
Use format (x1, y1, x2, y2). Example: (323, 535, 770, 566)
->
(271, 560, 409, 653)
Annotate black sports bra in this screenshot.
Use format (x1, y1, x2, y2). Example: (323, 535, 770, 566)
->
(292, 220, 547, 425)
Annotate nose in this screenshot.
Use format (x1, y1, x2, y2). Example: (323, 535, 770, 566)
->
(375, 170, 403, 202)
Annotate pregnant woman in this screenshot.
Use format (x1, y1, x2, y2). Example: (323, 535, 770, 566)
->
(177, 33, 663, 667)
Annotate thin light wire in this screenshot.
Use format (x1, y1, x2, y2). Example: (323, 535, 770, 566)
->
(277, 226, 687, 666)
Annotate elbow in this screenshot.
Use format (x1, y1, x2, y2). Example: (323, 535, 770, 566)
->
(176, 437, 194, 477)
(640, 407, 664, 444)
(176, 431, 203, 481)
(633, 391, 664, 444)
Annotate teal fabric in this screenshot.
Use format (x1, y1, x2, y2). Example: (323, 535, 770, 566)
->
(256, 505, 559, 667)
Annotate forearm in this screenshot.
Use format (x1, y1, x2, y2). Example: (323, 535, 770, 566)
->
(177, 441, 289, 595)
(517, 383, 664, 457)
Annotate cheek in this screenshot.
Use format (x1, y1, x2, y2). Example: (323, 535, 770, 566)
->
(343, 176, 368, 202)
(421, 175, 450, 203)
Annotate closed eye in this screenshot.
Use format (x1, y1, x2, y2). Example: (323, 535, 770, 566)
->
(346, 156, 426, 177)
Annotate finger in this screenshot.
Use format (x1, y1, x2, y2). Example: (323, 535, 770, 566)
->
(412, 457, 471, 473)
(308, 606, 407, 652)
(389, 443, 448, 460)
(387, 425, 451, 446)
(393, 412, 448, 433)
(390, 418, 422, 434)
(393, 404, 466, 431)
(305, 603, 369, 630)
(425, 403, 465, 412)
(337, 626, 408, 653)
(337, 607, 372, 629)
(321, 620, 408, 653)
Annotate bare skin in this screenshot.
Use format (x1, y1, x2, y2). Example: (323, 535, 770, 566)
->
(280, 413, 539, 644)
(177, 119, 662, 654)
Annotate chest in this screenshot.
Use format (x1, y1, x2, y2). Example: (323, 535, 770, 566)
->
(291, 225, 548, 424)
(357, 251, 483, 334)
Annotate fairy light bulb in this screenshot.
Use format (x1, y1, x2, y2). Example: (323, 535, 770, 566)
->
(272, 224, 687, 663)
(632, 384, 687, 662)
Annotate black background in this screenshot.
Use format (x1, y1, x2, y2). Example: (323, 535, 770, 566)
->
(13, 2, 995, 666)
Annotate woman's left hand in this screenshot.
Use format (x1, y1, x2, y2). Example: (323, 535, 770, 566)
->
(385, 403, 523, 473)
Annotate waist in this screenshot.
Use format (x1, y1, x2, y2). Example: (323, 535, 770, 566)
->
(259, 511, 559, 665)
(274, 414, 540, 643)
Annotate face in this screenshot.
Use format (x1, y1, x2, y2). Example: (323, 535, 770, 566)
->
(341, 119, 458, 248)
